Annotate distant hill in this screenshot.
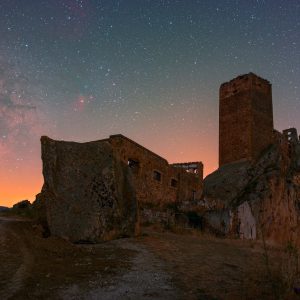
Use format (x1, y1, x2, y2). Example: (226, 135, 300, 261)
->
(0, 206, 9, 212)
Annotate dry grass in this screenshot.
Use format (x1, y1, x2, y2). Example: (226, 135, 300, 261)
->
(262, 240, 300, 300)
(140, 227, 291, 300)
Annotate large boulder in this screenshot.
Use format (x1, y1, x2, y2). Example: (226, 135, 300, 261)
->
(38, 136, 139, 243)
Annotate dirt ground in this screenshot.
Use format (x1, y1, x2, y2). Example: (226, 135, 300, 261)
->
(141, 227, 287, 300)
(0, 215, 298, 300)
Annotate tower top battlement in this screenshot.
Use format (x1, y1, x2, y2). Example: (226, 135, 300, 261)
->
(220, 73, 271, 100)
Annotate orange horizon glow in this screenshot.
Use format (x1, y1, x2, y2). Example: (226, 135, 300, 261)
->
(0, 137, 218, 208)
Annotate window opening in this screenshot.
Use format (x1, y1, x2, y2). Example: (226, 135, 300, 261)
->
(153, 170, 162, 182)
(128, 159, 140, 174)
(171, 178, 178, 188)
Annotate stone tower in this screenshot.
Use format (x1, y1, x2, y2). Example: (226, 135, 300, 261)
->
(219, 73, 274, 167)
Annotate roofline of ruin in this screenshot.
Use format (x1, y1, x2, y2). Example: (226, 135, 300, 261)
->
(220, 72, 271, 88)
(109, 134, 169, 164)
(171, 162, 203, 166)
(41, 134, 203, 167)
(109, 134, 203, 166)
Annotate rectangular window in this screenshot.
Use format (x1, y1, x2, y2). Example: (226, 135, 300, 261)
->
(128, 159, 140, 174)
(171, 178, 178, 188)
(192, 190, 196, 201)
(153, 170, 162, 182)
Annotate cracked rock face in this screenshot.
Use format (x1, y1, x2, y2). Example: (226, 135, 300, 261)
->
(38, 136, 139, 243)
(204, 136, 300, 246)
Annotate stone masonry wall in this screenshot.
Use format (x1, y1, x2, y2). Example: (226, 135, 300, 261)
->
(219, 73, 274, 167)
(109, 135, 203, 207)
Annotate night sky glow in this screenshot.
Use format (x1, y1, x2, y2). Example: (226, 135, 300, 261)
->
(0, 0, 299, 207)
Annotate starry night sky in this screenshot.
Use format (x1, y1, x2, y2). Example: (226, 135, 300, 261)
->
(0, 0, 299, 206)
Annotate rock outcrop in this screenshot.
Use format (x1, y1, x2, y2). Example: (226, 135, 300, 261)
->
(0, 206, 9, 212)
(37, 136, 139, 243)
(12, 200, 31, 210)
(203, 131, 300, 246)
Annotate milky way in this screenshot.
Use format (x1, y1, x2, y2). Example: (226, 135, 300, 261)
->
(0, 0, 299, 206)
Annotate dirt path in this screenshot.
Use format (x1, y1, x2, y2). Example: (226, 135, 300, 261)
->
(0, 217, 33, 300)
(61, 239, 179, 300)
(0, 216, 179, 300)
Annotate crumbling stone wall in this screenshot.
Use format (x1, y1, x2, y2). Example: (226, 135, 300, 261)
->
(283, 128, 300, 170)
(283, 128, 299, 144)
(38, 134, 203, 241)
(109, 134, 203, 207)
(219, 73, 274, 167)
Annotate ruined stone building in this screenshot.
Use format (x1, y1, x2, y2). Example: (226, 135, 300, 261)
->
(282, 127, 300, 170)
(107, 134, 203, 206)
(283, 127, 300, 145)
(219, 73, 274, 167)
(38, 134, 203, 242)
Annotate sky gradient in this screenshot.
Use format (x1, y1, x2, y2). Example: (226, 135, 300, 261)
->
(0, 0, 299, 207)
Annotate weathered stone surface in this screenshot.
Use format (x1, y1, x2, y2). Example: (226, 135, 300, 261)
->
(32, 192, 49, 234)
(204, 132, 300, 245)
(237, 201, 256, 239)
(38, 136, 139, 243)
(204, 160, 251, 209)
